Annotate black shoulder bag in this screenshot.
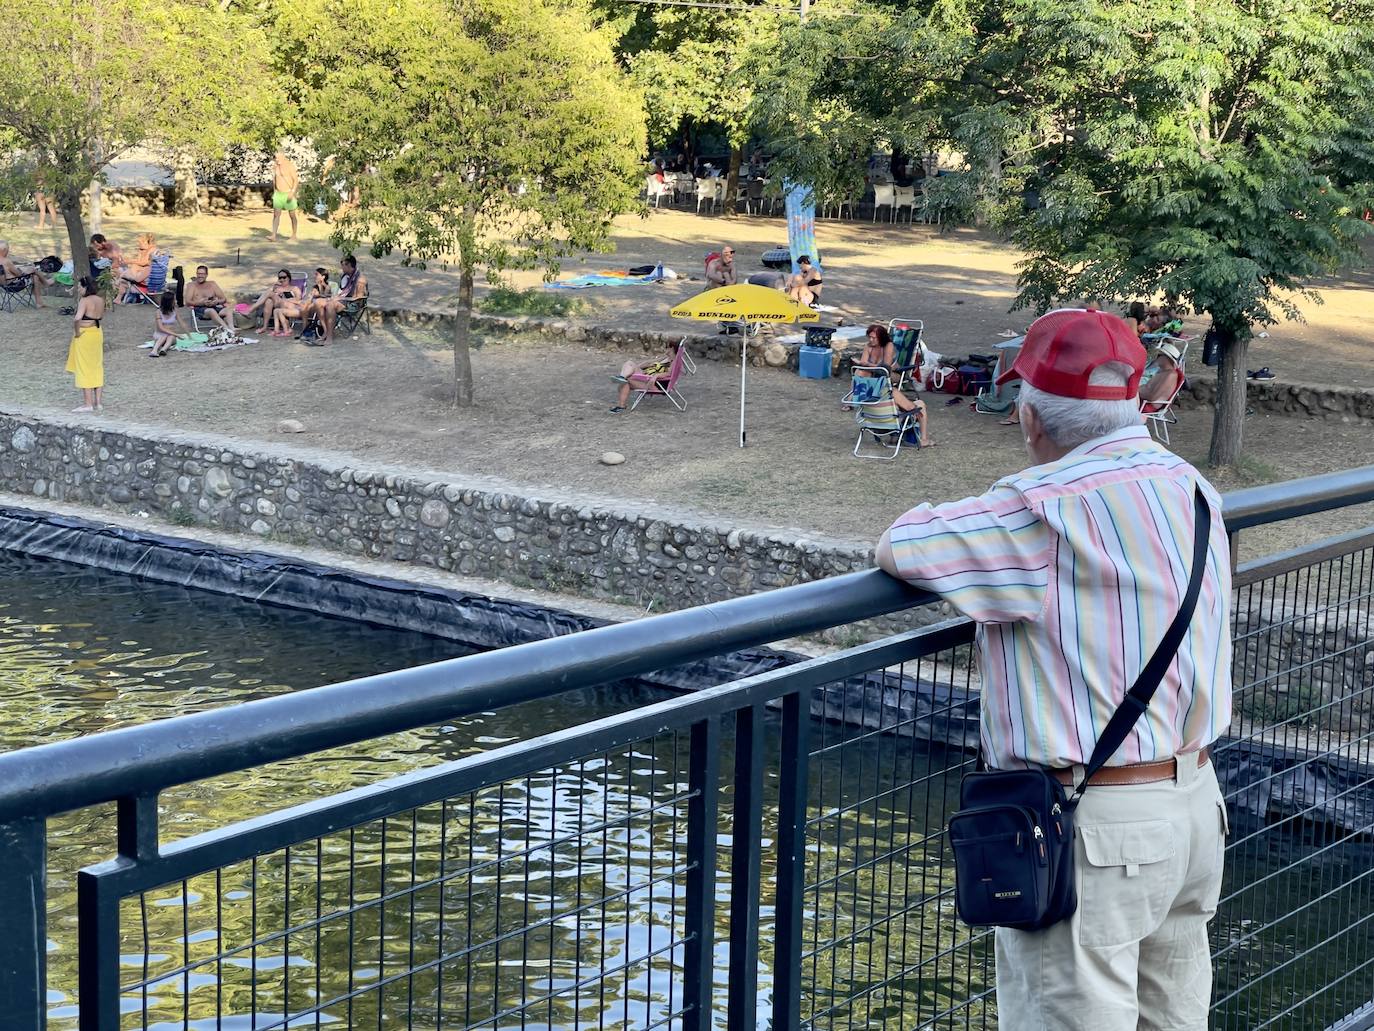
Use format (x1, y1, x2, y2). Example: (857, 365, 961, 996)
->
(948, 487, 1210, 931)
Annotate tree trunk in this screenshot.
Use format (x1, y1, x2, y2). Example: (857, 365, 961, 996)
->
(976, 150, 1002, 227)
(172, 151, 200, 216)
(452, 268, 476, 407)
(724, 143, 743, 217)
(88, 179, 103, 236)
(59, 190, 89, 285)
(1207, 325, 1249, 468)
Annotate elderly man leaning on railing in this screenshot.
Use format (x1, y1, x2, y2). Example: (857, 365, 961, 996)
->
(877, 307, 1233, 1031)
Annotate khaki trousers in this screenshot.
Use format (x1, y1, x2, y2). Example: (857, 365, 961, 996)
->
(994, 753, 1227, 1031)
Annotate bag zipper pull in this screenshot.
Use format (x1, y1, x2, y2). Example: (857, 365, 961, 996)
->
(1033, 825, 1047, 864)
(1051, 802, 1065, 839)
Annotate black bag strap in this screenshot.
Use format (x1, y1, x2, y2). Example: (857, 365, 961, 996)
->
(1070, 486, 1211, 805)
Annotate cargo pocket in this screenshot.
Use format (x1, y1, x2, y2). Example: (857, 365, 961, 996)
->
(1077, 820, 1175, 948)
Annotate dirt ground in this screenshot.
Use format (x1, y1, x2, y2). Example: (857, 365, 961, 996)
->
(0, 292, 1370, 563)
(4, 207, 1373, 388)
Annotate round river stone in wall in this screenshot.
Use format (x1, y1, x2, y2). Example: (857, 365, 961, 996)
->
(204, 465, 234, 499)
(419, 499, 451, 528)
(600, 451, 626, 466)
(11, 427, 37, 453)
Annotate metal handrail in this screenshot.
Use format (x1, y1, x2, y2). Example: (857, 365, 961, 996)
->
(1222, 464, 1374, 531)
(2, 464, 1372, 823)
(0, 569, 934, 822)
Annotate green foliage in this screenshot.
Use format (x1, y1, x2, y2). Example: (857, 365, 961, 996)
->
(756, 0, 1374, 465)
(478, 287, 587, 319)
(273, 0, 646, 404)
(0, 0, 274, 259)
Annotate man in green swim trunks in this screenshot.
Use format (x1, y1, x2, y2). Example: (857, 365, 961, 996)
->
(270, 151, 299, 242)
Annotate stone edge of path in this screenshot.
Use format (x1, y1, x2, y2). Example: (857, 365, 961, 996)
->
(0, 404, 950, 639)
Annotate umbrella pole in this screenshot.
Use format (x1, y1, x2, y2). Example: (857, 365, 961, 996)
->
(739, 330, 748, 447)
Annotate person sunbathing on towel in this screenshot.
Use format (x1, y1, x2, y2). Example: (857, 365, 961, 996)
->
(610, 339, 678, 413)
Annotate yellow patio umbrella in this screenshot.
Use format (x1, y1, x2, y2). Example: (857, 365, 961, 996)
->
(670, 284, 820, 447)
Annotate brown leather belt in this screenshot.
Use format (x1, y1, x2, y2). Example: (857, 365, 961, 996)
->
(1051, 747, 1210, 787)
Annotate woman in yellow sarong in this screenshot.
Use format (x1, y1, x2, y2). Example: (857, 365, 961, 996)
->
(66, 276, 106, 412)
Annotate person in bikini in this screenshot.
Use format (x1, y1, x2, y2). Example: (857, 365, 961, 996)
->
(67, 277, 106, 412)
(787, 254, 823, 307)
(184, 265, 238, 335)
(610, 338, 678, 413)
(33, 170, 59, 230)
(244, 269, 300, 330)
(0, 240, 53, 308)
(851, 324, 935, 446)
(1139, 339, 1184, 413)
(273, 267, 330, 336)
(115, 233, 162, 300)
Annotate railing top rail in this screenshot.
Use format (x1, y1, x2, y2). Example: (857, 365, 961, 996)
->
(1, 465, 1371, 822)
(0, 569, 933, 822)
(1222, 463, 1374, 532)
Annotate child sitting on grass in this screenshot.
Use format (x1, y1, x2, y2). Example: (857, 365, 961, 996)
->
(150, 291, 189, 357)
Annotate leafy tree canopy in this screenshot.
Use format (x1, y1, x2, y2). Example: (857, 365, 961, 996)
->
(0, 0, 273, 264)
(272, 0, 646, 404)
(757, 0, 1374, 464)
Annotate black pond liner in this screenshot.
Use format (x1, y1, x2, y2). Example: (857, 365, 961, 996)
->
(2, 503, 1371, 840)
(0, 503, 799, 694)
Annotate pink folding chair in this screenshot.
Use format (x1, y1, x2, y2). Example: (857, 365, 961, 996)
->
(629, 343, 688, 411)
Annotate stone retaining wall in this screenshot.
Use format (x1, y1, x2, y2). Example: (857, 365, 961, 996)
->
(99, 185, 274, 216)
(376, 305, 868, 375)
(0, 409, 896, 620)
(1177, 376, 1374, 423)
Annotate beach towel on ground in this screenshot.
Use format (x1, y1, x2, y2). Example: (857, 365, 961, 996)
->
(546, 266, 670, 290)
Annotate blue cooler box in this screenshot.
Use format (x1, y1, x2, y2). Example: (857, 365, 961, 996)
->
(799, 345, 832, 379)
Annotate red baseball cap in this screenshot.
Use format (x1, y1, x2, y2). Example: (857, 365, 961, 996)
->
(996, 308, 1147, 400)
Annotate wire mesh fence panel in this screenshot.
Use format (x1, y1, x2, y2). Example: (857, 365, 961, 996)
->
(1213, 541, 1374, 1030)
(107, 730, 702, 1030)
(799, 642, 994, 1031)
(43, 524, 1374, 1031)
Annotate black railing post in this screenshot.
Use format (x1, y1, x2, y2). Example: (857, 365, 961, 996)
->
(773, 687, 812, 1031)
(76, 868, 121, 1031)
(683, 716, 721, 1031)
(0, 817, 46, 1031)
(727, 704, 765, 1030)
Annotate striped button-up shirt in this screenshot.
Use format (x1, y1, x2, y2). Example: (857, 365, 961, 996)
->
(885, 426, 1232, 770)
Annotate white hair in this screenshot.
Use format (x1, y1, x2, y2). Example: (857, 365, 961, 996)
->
(0, 240, 9, 254)
(1018, 363, 1142, 448)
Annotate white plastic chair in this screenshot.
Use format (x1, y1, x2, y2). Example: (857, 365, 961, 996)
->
(872, 183, 895, 222)
(645, 176, 671, 208)
(694, 178, 714, 213)
(893, 186, 916, 223)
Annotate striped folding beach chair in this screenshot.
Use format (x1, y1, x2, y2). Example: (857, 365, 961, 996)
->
(851, 368, 920, 459)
